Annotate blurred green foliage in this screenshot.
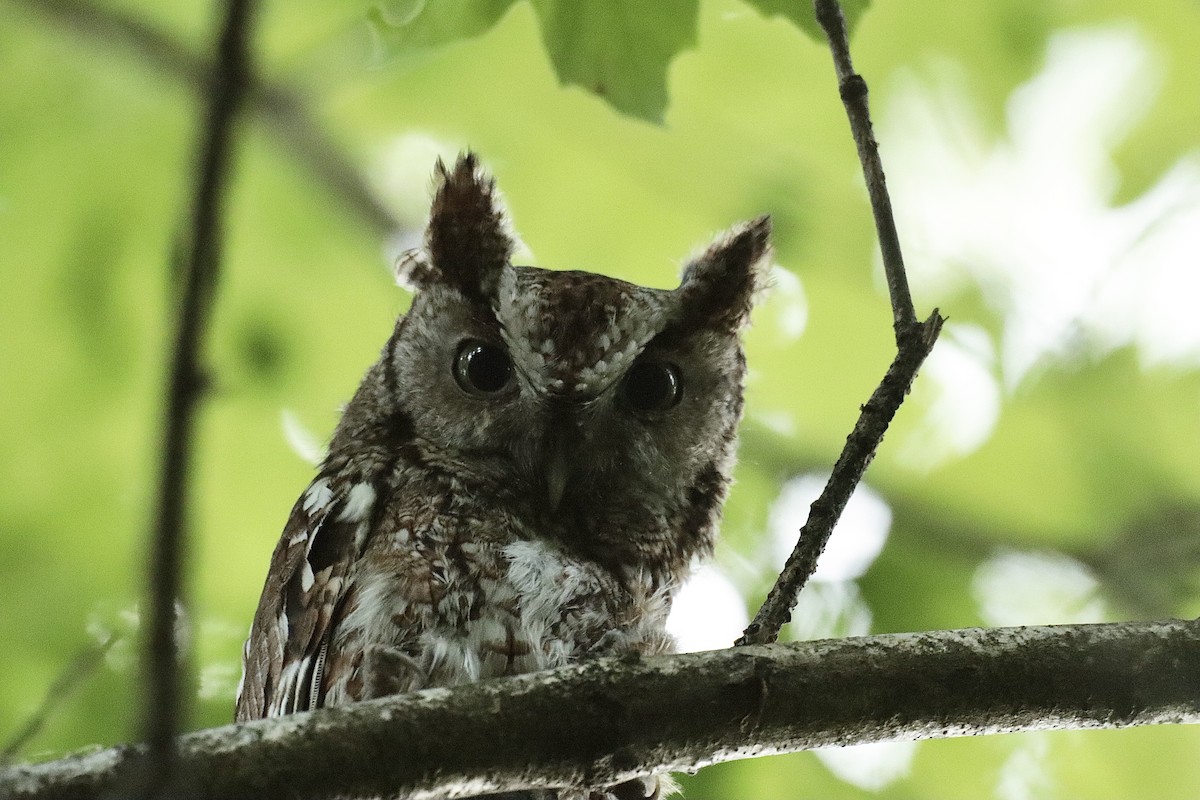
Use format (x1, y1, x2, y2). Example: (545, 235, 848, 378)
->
(2, 0, 1199, 796)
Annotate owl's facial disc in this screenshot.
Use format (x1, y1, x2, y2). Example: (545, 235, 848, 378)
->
(494, 266, 671, 399)
(525, 358, 688, 516)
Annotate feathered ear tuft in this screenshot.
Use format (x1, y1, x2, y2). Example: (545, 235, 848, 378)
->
(676, 215, 772, 332)
(414, 152, 514, 298)
(392, 248, 435, 292)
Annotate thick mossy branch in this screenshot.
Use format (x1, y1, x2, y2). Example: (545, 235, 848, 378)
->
(5, 620, 1198, 800)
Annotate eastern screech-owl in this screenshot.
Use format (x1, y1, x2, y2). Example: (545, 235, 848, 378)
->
(236, 153, 770, 799)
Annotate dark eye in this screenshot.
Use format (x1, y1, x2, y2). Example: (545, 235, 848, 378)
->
(453, 341, 513, 396)
(619, 361, 682, 413)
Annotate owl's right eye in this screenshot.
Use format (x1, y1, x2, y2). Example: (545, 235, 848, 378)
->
(453, 341, 514, 396)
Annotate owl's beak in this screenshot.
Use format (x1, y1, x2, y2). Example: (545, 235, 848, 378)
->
(545, 437, 571, 512)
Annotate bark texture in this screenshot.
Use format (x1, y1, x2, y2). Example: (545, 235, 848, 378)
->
(4, 620, 1198, 800)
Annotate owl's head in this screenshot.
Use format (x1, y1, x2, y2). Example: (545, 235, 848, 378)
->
(341, 153, 770, 578)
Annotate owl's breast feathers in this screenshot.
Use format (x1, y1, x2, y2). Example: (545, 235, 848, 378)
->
(236, 457, 675, 722)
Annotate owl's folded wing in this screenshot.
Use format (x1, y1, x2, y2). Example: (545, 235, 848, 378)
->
(235, 473, 370, 721)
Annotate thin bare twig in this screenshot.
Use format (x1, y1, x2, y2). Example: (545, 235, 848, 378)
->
(737, 0, 944, 647)
(0, 632, 121, 765)
(8, 0, 399, 237)
(738, 317, 940, 646)
(814, 0, 916, 335)
(143, 0, 257, 795)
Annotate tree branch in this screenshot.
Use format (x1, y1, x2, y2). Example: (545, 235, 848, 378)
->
(0, 633, 121, 766)
(737, 316, 940, 646)
(814, 0, 915, 333)
(738, 0, 944, 647)
(142, 0, 257, 795)
(5, 620, 1197, 799)
(8, 0, 400, 236)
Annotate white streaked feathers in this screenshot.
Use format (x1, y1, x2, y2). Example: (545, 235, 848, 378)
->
(326, 536, 670, 696)
(503, 539, 605, 633)
(337, 482, 376, 523)
(234, 637, 250, 705)
(299, 561, 315, 592)
(302, 477, 333, 514)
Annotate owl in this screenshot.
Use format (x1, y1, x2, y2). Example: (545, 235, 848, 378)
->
(236, 153, 770, 799)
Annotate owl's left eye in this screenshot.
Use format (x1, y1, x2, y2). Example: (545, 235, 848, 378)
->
(619, 360, 682, 413)
(453, 341, 514, 396)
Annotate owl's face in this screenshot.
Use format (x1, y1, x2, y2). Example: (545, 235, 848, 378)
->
(344, 155, 769, 576)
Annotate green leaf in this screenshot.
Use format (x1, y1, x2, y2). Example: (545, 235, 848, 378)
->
(743, 0, 871, 42)
(529, 0, 699, 123)
(368, 0, 518, 61)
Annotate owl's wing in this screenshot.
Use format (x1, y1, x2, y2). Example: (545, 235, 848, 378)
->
(235, 472, 372, 721)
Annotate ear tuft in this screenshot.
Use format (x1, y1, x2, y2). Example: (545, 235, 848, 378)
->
(423, 152, 514, 298)
(392, 248, 435, 291)
(676, 215, 772, 332)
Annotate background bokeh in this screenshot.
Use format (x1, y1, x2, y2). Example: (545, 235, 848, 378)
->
(3, 0, 1200, 796)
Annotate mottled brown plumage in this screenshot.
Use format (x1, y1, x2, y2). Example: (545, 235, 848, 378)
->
(237, 153, 770, 799)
